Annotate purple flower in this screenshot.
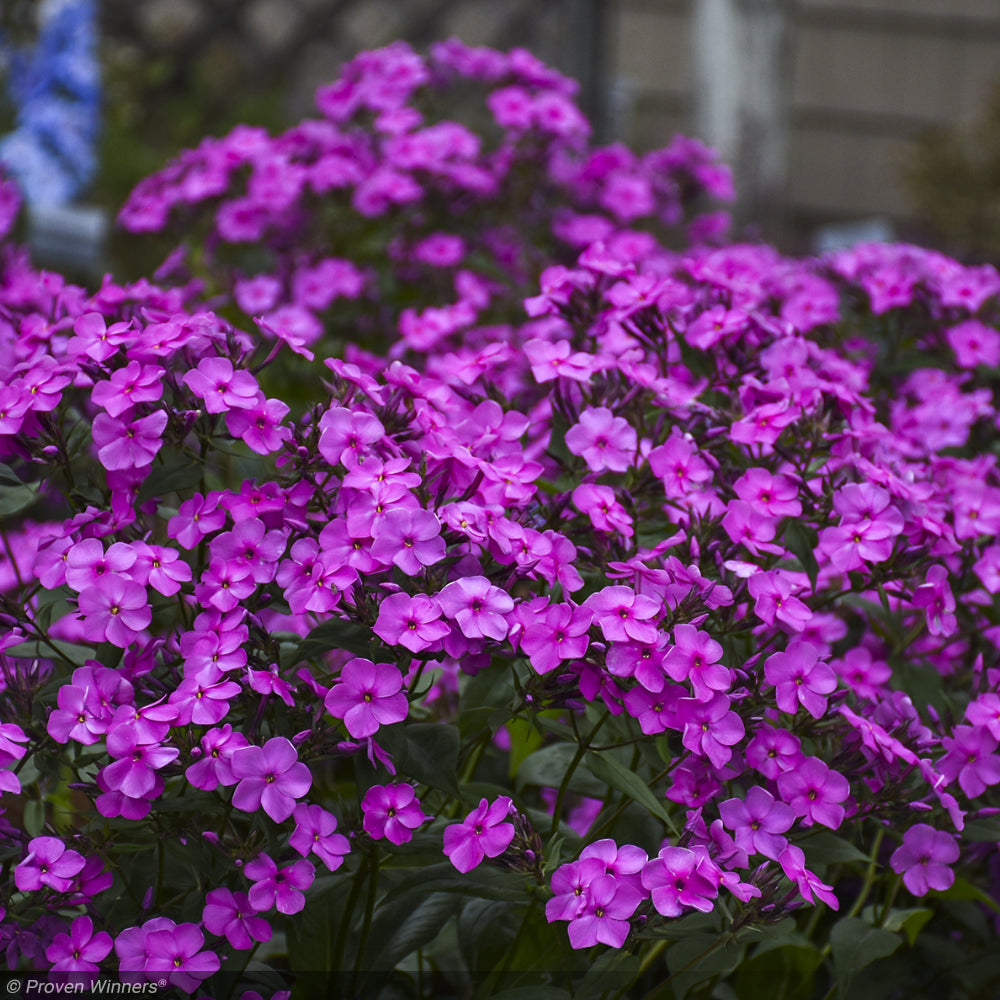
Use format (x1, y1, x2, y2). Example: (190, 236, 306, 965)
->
(373, 592, 450, 652)
(244, 852, 315, 914)
(889, 824, 959, 896)
(437, 576, 514, 641)
(92, 409, 168, 471)
(777, 756, 850, 829)
(764, 640, 837, 719)
(143, 923, 220, 993)
(584, 585, 660, 644)
(566, 873, 643, 949)
(370, 508, 447, 575)
(14, 837, 86, 892)
(362, 783, 431, 845)
(77, 574, 152, 648)
(183, 356, 261, 413)
(719, 786, 796, 859)
(520, 602, 592, 674)
(202, 888, 272, 950)
(230, 736, 312, 823)
(677, 692, 745, 768)
(641, 846, 720, 918)
(565, 407, 637, 473)
(324, 658, 408, 738)
(45, 915, 113, 972)
(443, 796, 516, 873)
(289, 803, 351, 871)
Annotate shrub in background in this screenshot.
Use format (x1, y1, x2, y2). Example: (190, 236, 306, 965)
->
(2, 39, 1000, 1000)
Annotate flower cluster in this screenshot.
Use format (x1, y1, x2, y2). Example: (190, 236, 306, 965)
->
(0, 38, 999, 1000)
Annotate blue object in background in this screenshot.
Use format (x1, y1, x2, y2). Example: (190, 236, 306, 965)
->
(0, 0, 100, 208)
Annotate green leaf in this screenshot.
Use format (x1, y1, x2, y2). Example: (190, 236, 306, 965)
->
(576, 948, 641, 1000)
(830, 917, 901, 996)
(736, 935, 822, 1000)
(861, 906, 933, 947)
(380, 862, 527, 905)
(0, 463, 40, 517)
(783, 520, 820, 593)
(23, 799, 45, 838)
(5, 638, 94, 666)
(931, 875, 1000, 912)
(798, 829, 871, 866)
(294, 618, 374, 663)
(506, 716, 545, 779)
(363, 891, 463, 972)
(490, 989, 572, 1000)
(666, 933, 745, 1000)
(378, 722, 460, 795)
(586, 750, 678, 833)
(137, 457, 206, 502)
(516, 744, 603, 798)
(961, 816, 1000, 842)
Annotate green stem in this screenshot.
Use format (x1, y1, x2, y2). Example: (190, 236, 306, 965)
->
(331, 854, 369, 981)
(549, 710, 609, 837)
(350, 848, 380, 997)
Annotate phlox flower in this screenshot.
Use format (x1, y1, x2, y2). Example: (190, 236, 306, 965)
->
(91, 409, 168, 471)
(245, 853, 316, 915)
(718, 786, 796, 859)
(437, 576, 515, 641)
(143, 923, 220, 993)
(776, 756, 850, 829)
(938, 725, 1000, 799)
(764, 640, 837, 718)
(183, 356, 261, 413)
(373, 592, 450, 652)
(520, 601, 592, 674)
(641, 846, 720, 918)
(565, 406, 637, 473)
(778, 845, 838, 908)
(230, 736, 312, 823)
(572, 483, 633, 537)
(663, 623, 731, 700)
(911, 564, 957, 637)
(46, 915, 113, 972)
(370, 508, 446, 575)
(566, 873, 644, 949)
(202, 889, 272, 950)
(362, 783, 431, 845)
(185, 724, 250, 791)
(889, 824, 959, 896)
(289, 803, 351, 871)
(584, 585, 660, 645)
(15, 836, 86, 892)
(745, 724, 803, 779)
(224, 397, 291, 454)
(443, 796, 516, 873)
(945, 319, 1000, 369)
(324, 658, 408, 738)
(91, 360, 164, 417)
(545, 858, 606, 923)
(733, 467, 801, 518)
(318, 405, 385, 465)
(677, 692, 744, 768)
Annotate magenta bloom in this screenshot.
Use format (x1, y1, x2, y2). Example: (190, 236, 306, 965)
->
(777, 756, 850, 829)
(244, 852, 315, 914)
(584, 585, 660, 644)
(443, 796, 516, 873)
(641, 846, 720, 918)
(318, 405, 385, 465)
(324, 657, 408, 738)
(719, 786, 796, 859)
(747, 571, 812, 631)
(289, 803, 351, 871)
(92, 409, 168, 471)
(677, 692, 745, 768)
(77, 575, 152, 647)
(46, 915, 113, 972)
(437, 576, 515, 641)
(230, 736, 313, 823)
(143, 923, 220, 993)
(373, 592, 450, 652)
(15, 836, 86, 892)
(938, 725, 1000, 799)
(764, 640, 837, 718)
(663, 623, 730, 699)
(565, 406, 637, 473)
(91, 360, 164, 417)
(370, 508, 447, 575)
(566, 874, 643, 949)
(362, 783, 431, 845)
(890, 823, 959, 896)
(183, 356, 261, 413)
(202, 888, 272, 949)
(520, 602, 592, 674)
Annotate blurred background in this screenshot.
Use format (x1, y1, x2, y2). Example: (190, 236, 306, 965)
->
(3, 0, 1000, 267)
